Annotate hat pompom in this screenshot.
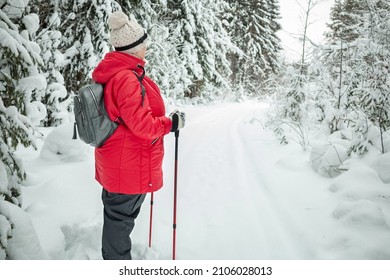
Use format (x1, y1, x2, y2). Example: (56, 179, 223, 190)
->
(108, 11, 128, 30)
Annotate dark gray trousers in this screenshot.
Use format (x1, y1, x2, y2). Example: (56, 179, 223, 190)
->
(101, 189, 146, 260)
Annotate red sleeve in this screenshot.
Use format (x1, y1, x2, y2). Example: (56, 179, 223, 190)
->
(115, 73, 172, 139)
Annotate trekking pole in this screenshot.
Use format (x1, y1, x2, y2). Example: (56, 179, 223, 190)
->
(148, 192, 154, 248)
(172, 130, 180, 260)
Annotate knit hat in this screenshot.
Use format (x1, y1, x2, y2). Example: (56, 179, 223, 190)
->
(108, 11, 148, 53)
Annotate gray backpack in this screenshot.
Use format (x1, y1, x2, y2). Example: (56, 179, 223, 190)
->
(72, 67, 145, 147)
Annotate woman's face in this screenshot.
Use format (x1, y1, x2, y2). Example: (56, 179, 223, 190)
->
(137, 45, 147, 60)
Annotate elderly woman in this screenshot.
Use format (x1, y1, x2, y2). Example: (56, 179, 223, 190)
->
(92, 11, 185, 260)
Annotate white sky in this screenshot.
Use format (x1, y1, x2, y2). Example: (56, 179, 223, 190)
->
(277, 0, 335, 61)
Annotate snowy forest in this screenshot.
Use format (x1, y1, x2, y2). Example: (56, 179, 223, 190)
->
(1, 0, 390, 260)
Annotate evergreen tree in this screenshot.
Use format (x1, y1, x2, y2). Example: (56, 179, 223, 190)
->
(325, 0, 369, 81)
(350, 0, 390, 154)
(327, 0, 368, 42)
(224, 0, 281, 95)
(29, 0, 69, 126)
(0, 0, 46, 259)
(59, 0, 119, 95)
(165, 0, 232, 99)
(117, 0, 192, 100)
(323, 0, 390, 154)
(267, 0, 282, 73)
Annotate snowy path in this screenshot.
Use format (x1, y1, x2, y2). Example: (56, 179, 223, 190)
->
(18, 101, 390, 260)
(173, 102, 304, 259)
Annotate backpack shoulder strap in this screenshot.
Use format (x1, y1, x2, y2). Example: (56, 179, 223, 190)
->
(132, 64, 146, 107)
(113, 65, 146, 107)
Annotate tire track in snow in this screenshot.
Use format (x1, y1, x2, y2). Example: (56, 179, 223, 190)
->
(228, 116, 313, 259)
(176, 104, 244, 259)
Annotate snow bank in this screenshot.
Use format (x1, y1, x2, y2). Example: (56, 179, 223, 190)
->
(39, 123, 92, 162)
(371, 152, 390, 184)
(310, 139, 349, 178)
(329, 162, 390, 201)
(0, 200, 46, 259)
(22, 125, 101, 259)
(326, 160, 390, 259)
(333, 199, 388, 227)
(60, 221, 102, 260)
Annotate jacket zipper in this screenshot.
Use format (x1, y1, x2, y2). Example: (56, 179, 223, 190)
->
(151, 137, 159, 145)
(148, 144, 152, 188)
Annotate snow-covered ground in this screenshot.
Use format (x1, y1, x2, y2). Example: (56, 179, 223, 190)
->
(8, 101, 390, 260)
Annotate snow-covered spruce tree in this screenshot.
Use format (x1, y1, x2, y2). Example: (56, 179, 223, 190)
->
(224, 0, 282, 95)
(266, 0, 282, 72)
(164, 0, 232, 100)
(315, 37, 362, 138)
(28, 0, 70, 127)
(0, 0, 46, 259)
(116, 0, 191, 100)
(309, 44, 351, 136)
(348, 0, 390, 154)
(59, 0, 119, 95)
(321, 0, 390, 154)
(317, 0, 367, 136)
(327, 0, 368, 43)
(324, 0, 368, 94)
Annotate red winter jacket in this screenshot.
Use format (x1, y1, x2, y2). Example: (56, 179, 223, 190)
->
(92, 52, 172, 194)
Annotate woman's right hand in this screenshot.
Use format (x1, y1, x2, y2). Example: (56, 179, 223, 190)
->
(169, 110, 186, 132)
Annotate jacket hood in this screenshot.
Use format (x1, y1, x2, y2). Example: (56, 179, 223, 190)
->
(92, 52, 145, 84)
